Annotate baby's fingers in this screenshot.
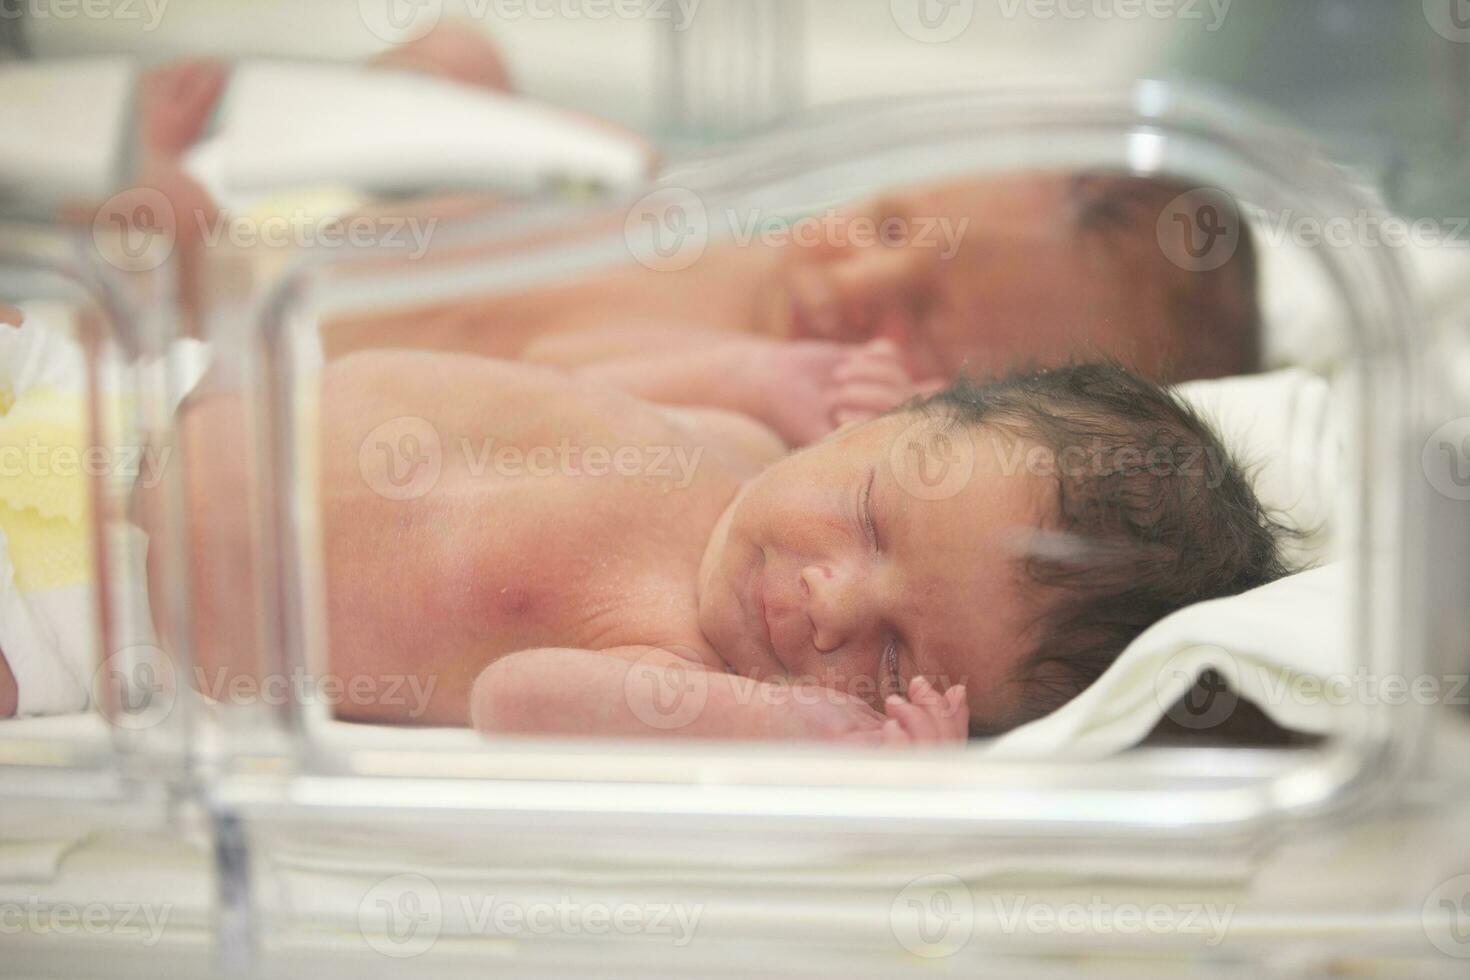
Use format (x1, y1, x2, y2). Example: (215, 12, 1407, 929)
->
(896, 680, 969, 743)
(858, 337, 902, 362)
(942, 685, 969, 740)
(832, 407, 881, 427)
(886, 695, 942, 741)
(906, 674, 946, 710)
(832, 353, 910, 389)
(829, 381, 911, 416)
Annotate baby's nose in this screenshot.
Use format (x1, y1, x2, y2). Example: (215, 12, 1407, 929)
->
(800, 563, 859, 653)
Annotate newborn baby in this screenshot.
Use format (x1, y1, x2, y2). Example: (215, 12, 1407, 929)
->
(325, 170, 1262, 448)
(162, 353, 1286, 742)
(324, 172, 1262, 449)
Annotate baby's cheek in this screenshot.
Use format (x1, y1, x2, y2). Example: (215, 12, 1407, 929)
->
(809, 655, 886, 708)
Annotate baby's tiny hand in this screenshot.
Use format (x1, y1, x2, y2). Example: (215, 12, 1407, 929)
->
(876, 676, 968, 746)
(829, 339, 941, 428)
(746, 340, 852, 446)
(776, 683, 889, 741)
(750, 338, 941, 447)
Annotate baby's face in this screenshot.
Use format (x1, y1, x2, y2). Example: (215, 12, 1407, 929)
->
(697, 411, 1051, 728)
(760, 173, 1164, 382)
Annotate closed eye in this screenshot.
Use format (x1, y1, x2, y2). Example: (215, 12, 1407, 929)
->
(860, 466, 880, 551)
(881, 637, 903, 698)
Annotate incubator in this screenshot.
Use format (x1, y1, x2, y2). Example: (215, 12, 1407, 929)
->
(2, 3, 1470, 978)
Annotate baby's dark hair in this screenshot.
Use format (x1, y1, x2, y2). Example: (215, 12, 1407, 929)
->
(915, 362, 1291, 733)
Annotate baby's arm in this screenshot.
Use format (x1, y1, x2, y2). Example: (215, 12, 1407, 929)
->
(520, 321, 742, 368)
(572, 341, 781, 429)
(543, 333, 928, 447)
(470, 646, 889, 741)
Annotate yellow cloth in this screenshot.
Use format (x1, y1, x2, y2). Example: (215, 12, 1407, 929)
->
(0, 382, 92, 592)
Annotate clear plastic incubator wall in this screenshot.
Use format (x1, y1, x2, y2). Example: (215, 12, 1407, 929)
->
(2, 2, 1470, 978)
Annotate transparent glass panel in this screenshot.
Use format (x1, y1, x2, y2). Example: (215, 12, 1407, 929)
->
(118, 85, 1422, 837)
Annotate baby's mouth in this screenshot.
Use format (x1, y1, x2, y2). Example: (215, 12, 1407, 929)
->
(751, 562, 776, 658)
(742, 546, 795, 680)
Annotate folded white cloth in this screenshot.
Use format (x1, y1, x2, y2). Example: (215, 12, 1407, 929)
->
(984, 562, 1352, 758)
(189, 60, 653, 212)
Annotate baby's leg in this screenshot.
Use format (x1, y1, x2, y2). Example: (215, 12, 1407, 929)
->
(367, 21, 516, 95)
(551, 334, 931, 447)
(136, 58, 229, 166)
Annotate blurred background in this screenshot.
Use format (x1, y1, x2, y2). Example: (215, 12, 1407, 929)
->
(4, 0, 1469, 216)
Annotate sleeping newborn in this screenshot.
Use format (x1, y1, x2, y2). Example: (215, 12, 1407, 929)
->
(160, 353, 1287, 742)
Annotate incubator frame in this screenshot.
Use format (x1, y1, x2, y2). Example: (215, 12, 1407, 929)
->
(0, 85, 1449, 871)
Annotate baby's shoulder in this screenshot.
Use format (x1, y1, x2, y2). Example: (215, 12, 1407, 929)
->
(659, 406, 786, 473)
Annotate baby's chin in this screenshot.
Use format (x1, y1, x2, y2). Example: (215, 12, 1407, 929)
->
(695, 564, 769, 681)
(695, 534, 786, 682)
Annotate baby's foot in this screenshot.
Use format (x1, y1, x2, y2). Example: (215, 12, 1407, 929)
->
(137, 58, 228, 164)
(369, 22, 516, 95)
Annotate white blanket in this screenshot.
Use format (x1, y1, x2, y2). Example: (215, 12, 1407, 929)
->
(985, 562, 1350, 758)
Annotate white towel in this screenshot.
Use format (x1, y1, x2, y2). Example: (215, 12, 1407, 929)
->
(984, 563, 1353, 759)
(207, 61, 654, 202)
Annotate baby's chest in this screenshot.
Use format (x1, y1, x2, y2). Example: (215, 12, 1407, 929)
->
(445, 481, 706, 647)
